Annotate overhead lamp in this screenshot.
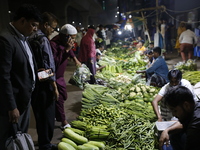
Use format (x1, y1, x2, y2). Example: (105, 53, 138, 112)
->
(118, 31, 122, 35)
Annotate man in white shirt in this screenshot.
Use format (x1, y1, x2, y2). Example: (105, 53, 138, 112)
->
(179, 24, 197, 62)
(152, 69, 198, 122)
(152, 69, 197, 150)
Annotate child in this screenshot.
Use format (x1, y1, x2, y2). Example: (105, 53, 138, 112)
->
(96, 52, 106, 71)
(96, 43, 104, 55)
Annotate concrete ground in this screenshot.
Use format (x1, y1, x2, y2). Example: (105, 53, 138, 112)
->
(28, 50, 200, 149)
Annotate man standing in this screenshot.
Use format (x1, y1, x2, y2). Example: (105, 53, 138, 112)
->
(50, 24, 81, 130)
(159, 86, 200, 150)
(179, 24, 197, 62)
(0, 4, 41, 150)
(30, 12, 59, 150)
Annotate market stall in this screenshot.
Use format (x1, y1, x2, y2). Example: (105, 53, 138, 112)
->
(58, 40, 199, 150)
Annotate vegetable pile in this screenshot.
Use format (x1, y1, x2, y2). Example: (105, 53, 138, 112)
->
(58, 40, 199, 150)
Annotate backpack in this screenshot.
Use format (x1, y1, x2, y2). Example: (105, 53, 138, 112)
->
(28, 35, 45, 69)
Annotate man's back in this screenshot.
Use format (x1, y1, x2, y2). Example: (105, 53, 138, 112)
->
(179, 29, 197, 44)
(184, 101, 200, 150)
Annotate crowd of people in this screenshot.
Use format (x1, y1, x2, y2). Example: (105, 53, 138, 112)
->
(0, 4, 113, 150)
(0, 3, 199, 150)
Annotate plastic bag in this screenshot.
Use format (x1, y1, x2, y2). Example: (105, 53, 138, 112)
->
(68, 64, 92, 89)
(5, 123, 35, 150)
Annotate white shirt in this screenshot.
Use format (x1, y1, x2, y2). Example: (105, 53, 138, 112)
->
(179, 29, 198, 44)
(96, 49, 102, 55)
(159, 79, 198, 101)
(10, 23, 36, 82)
(75, 32, 83, 46)
(160, 23, 166, 38)
(158, 79, 198, 120)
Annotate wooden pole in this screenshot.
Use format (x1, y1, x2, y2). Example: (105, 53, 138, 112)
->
(156, 0, 159, 33)
(141, 12, 151, 43)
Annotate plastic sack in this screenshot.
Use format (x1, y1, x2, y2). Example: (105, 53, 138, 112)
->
(5, 123, 35, 150)
(68, 64, 92, 89)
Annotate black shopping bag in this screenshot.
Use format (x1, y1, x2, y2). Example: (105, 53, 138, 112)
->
(5, 123, 35, 150)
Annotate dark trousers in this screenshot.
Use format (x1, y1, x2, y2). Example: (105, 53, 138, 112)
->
(165, 38, 172, 52)
(0, 103, 31, 150)
(31, 82, 55, 150)
(55, 96, 65, 123)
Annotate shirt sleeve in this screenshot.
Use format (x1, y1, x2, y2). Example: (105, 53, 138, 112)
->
(158, 84, 169, 96)
(146, 57, 160, 74)
(185, 118, 200, 150)
(41, 37, 56, 81)
(0, 36, 17, 110)
(68, 49, 75, 58)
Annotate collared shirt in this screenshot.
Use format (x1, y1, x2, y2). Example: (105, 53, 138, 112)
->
(159, 79, 198, 121)
(10, 23, 36, 82)
(182, 101, 200, 150)
(30, 29, 56, 81)
(179, 29, 198, 44)
(146, 56, 169, 82)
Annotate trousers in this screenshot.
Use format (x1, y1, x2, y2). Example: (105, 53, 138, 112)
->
(31, 82, 55, 149)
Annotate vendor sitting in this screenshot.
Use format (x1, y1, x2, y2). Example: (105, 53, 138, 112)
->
(136, 41, 146, 52)
(144, 50, 155, 68)
(96, 52, 106, 71)
(96, 43, 104, 56)
(136, 47, 169, 87)
(129, 40, 146, 55)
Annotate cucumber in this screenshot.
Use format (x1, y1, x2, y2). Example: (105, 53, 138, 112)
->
(61, 138, 77, 149)
(83, 143, 99, 150)
(63, 128, 88, 144)
(58, 142, 76, 150)
(77, 145, 97, 150)
(87, 141, 105, 150)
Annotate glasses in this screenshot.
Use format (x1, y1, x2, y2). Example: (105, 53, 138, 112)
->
(48, 24, 57, 31)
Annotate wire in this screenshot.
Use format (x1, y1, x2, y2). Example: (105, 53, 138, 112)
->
(164, 10, 200, 24)
(166, 6, 200, 13)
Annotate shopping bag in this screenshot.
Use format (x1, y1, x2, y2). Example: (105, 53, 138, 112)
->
(68, 64, 92, 89)
(5, 123, 35, 150)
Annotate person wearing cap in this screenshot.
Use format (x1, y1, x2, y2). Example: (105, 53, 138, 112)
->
(152, 69, 197, 150)
(50, 24, 81, 130)
(78, 27, 97, 84)
(29, 12, 59, 150)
